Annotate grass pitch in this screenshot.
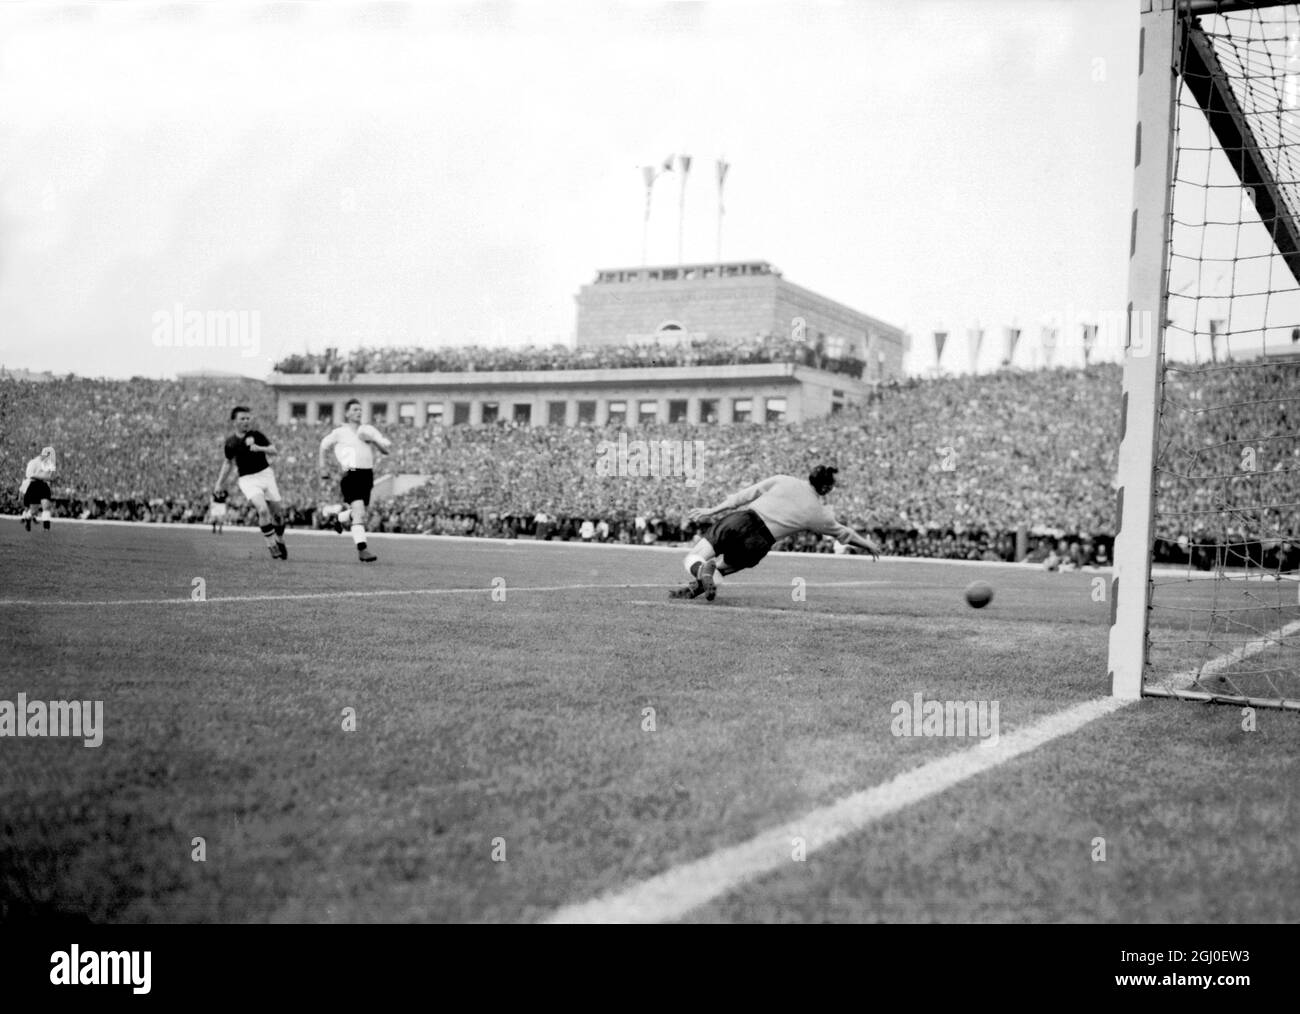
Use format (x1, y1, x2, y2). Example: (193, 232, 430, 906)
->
(2, 520, 1297, 923)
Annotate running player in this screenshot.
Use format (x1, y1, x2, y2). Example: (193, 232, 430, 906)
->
(318, 398, 391, 563)
(213, 406, 288, 560)
(19, 446, 57, 531)
(670, 465, 882, 600)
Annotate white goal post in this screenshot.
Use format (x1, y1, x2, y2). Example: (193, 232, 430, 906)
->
(1110, 0, 1300, 709)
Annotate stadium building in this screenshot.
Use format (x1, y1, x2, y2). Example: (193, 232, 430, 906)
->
(268, 261, 906, 428)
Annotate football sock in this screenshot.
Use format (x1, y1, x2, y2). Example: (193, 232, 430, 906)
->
(351, 524, 367, 550)
(338, 508, 352, 526)
(260, 523, 276, 547)
(273, 522, 285, 544)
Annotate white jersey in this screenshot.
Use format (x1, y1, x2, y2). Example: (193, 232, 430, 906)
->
(26, 455, 56, 481)
(716, 474, 857, 543)
(320, 424, 391, 471)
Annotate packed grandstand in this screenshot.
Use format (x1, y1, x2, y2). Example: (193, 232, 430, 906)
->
(272, 333, 868, 379)
(3, 350, 1296, 571)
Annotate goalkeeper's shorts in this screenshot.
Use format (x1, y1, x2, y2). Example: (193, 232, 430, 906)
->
(704, 509, 776, 573)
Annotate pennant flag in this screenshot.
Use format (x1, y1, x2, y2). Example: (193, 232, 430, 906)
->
(662, 154, 676, 173)
(967, 326, 983, 374)
(678, 154, 692, 174)
(717, 158, 730, 215)
(1004, 326, 1021, 366)
(642, 165, 658, 189)
(934, 331, 948, 365)
(1082, 323, 1098, 365)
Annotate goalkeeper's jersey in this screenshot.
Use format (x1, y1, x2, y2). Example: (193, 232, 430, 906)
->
(722, 474, 857, 543)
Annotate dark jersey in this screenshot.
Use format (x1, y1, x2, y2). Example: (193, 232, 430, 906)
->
(224, 430, 272, 476)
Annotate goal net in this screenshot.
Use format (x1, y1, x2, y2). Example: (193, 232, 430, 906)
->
(1110, 0, 1300, 709)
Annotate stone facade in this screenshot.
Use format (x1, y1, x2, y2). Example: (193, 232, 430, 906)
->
(574, 260, 906, 382)
(269, 363, 871, 429)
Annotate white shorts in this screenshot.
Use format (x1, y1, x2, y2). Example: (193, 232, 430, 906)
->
(237, 468, 282, 504)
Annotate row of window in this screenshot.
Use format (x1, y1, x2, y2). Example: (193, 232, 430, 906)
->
(289, 396, 791, 427)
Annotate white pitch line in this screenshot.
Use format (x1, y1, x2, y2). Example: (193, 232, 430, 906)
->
(0, 583, 668, 609)
(0, 579, 891, 609)
(544, 695, 1135, 924)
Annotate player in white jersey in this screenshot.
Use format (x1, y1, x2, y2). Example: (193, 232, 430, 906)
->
(670, 465, 883, 600)
(319, 398, 392, 563)
(19, 446, 57, 531)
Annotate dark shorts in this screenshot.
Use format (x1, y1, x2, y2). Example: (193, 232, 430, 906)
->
(23, 479, 51, 506)
(340, 469, 374, 507)
(704, 509, 776, 573)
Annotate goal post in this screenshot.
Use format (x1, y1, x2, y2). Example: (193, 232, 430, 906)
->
(1109, 0, 1300, 709)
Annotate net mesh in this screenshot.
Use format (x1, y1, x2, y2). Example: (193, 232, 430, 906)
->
(1150, 1, 1300, 708)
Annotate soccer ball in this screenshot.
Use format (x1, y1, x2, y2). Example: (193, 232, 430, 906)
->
(964, 581, 994, 609)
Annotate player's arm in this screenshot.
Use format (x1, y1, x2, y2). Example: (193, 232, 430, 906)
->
(828, 522, 882, 560)
(362, 425, 392, 456)
(318, 431, 336, 479)
(213, 455, 234, 495)
(242, 431, 278, 458)
(689, 477, 776, 523)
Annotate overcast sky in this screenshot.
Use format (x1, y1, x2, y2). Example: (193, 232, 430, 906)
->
(0, 0, 1189, 379)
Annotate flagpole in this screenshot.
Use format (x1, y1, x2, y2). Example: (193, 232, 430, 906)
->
(677, 154, 691, 267)
(716, 157, 729, 266)
(640, 166, 656, 268)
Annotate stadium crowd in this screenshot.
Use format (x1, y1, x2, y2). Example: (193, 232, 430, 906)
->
(273, 334, 867, 379)
(4, 357, 1296, 569)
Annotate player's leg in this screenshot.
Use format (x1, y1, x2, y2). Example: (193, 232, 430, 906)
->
(696, 515, 773, 601)
(261, 471, 288, 558)
(39, 498, 53, 530)
(684, 536, 716, 577)
(670, 534, 718, 599)
(347, 498, 376, 561)
(242, 486, 280, 558)
(340, 470, 376, 561)
(266, 498, 288, 558)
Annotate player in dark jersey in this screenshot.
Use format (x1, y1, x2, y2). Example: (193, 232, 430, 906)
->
(212, 405, 288, 560)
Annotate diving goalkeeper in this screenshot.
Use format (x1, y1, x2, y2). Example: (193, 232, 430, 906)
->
(671, 465, 882, 601)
